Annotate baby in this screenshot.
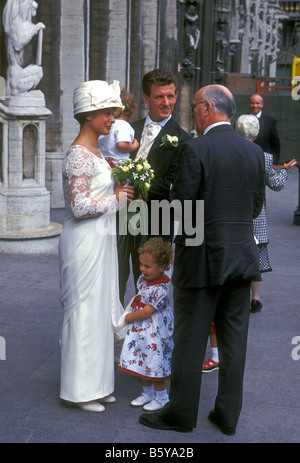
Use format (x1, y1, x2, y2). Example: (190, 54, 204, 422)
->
(98, 89, 139, 167)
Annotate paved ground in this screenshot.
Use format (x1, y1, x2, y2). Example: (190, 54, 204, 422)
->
(0, 167, 299, 447)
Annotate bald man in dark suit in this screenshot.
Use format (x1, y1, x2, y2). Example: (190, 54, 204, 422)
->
(249, 93, 281, 167)
(139, 85, 265, 435)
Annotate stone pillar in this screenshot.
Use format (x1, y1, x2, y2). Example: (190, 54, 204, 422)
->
(106, 0, 128, 86)
(60, 0, 86, 154)
(0, 0, 62, 253)
(142, 0, 161, 73)
(240, 0, 252, 74)
(43, 0, 87, 209)
(0, 94, 62, 254)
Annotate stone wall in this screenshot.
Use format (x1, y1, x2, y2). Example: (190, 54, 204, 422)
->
(106, 0, 128, 86)
(38, 0, 86, 208)
(1, 0, 291, 210)
(89, 0, 109, 81)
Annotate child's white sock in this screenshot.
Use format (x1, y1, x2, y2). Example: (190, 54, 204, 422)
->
(142, 385, 154, 396)
(211, 347, 219, 363)
(155, 389, 168, 399)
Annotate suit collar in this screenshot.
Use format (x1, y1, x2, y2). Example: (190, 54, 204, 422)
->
(204, 121, 231, 135)
(204, 123, 233, 135)
(145, 114, 172, 127)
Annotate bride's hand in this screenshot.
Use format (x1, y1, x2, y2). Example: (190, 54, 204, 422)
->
(115, 183, 134, 203)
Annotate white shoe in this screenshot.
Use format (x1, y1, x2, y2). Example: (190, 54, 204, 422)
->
(78, 401, 105, 413)
(99, 394, 116, 403)
(143, 395, 169, 411)
(130, 392, 154, 407)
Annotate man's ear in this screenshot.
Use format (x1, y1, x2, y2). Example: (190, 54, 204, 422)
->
(143, 93, 150, 108)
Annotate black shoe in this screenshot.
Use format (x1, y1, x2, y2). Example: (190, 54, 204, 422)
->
(139, 412, 192, 433)
(250, 299, 263, 313)
(208, 410, 236, 436)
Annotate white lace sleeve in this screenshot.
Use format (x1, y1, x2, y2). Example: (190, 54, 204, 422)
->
(64, 147, 119, 219)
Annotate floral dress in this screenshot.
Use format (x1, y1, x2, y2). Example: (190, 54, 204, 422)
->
(119, 274, 174, 381)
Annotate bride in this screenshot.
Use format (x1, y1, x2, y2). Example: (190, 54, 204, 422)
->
(59, 80, 134, 412)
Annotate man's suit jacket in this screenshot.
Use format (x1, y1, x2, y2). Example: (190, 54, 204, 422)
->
(254, 112, 281, 164)
(131, 117, 191, 203)
(170, 124, 265, 288)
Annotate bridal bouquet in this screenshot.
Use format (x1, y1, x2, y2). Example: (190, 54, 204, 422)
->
(112, 158, 154, 201)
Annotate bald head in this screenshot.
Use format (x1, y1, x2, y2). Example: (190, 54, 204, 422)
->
(200, 85, 236, 118)
(250, 93, 263, 102)
(192, 84, 236, 134)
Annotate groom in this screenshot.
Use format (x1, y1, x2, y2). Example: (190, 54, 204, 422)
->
(118, 69, 191, 304)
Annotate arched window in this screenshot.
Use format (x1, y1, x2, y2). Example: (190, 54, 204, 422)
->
(23, 124, 38, 180)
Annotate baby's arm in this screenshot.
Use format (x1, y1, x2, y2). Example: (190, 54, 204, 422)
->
(117, 139, 139, 153)
(125, 304, 155, 324)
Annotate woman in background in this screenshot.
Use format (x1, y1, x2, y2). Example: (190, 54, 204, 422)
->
(235, 114, 296, 312)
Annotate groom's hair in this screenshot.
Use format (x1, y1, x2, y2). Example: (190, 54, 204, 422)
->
(142, 69, 178, 96)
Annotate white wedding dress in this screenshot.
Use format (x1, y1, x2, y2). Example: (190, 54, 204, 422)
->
(59, 145, 123, 403)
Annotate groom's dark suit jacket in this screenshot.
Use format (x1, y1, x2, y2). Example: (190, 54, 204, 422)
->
(131, 117, 191, 203)
(170, 124, 265, 288)
(116, 116, 191, 293)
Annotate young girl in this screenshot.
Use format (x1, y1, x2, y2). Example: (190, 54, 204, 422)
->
(118, 237, 174, 411)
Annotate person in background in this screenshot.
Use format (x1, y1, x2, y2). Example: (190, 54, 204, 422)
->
(249, 93, 281, 168)
(235, 114, 297, 312)
(202, 323, 219, 373)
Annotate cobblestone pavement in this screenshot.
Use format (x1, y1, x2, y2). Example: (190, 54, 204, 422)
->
(0, 168, 299, 446)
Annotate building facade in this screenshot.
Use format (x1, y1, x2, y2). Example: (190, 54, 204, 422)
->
(0, 0, 293, 208)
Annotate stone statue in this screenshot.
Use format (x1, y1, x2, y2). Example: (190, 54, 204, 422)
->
(3, 0, 45, 96)
(181, 2, 201, 78)
(184, 4, 201, 58)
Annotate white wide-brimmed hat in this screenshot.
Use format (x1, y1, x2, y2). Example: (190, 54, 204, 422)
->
(73, 80, 124, 117)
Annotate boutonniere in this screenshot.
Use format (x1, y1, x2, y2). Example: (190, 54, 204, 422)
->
(160, 134, 179, 150)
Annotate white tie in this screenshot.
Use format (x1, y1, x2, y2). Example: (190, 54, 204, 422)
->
(136, 122, 162, 160)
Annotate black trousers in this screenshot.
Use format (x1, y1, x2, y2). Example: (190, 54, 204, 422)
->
(161, 280, 251, 429)
(117, 208, 174, 306)
(117, 232, 142, 306)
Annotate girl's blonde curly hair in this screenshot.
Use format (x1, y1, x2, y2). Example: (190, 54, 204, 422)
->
(138, 237, 174, 270)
